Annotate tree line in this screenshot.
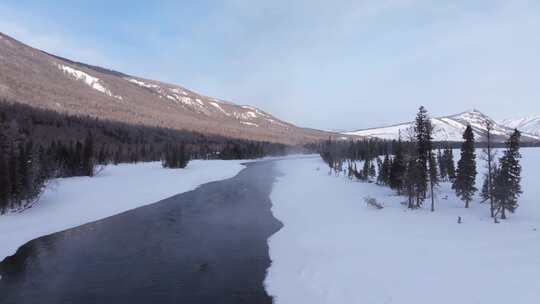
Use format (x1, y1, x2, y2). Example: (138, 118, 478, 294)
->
(0, 101, 289, 213)
(319, 106, 523, 221)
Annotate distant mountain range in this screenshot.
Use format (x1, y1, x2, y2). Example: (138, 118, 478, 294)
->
(343, 109, 540, 143)
(498, 115, 540, 137)
(0, 32, 344, 145)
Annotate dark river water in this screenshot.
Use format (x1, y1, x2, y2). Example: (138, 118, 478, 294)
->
(0, 161, 283, 304)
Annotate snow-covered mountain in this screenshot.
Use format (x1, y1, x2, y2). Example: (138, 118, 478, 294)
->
(498, 115, 540, 137)
(344, 109, 540, 143)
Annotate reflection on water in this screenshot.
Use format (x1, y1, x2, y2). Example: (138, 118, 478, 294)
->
(1, 232, 65, 284)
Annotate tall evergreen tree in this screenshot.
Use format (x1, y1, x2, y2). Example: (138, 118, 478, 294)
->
(413, 106, 430, 208)
(493, 129, 522, 219)
(0, 128, 10, 213)
(480, 172, 490, 203)
(428, 148, 439, 212)
(437, 148, 447, 181)
(389, 139, 405, 193)
(377, 154, 391, 185)
(8, 144, 19, 208)
(362, 158, 370, 180)
(452, 125, 477, 208)
(376, 157, 384, 184)
(405, 155, 419, 209)
(443, 145, 456, 180)
(424, 117, 438, 212)
(82, 132, 94, 177)
(369, 160, 377, 180)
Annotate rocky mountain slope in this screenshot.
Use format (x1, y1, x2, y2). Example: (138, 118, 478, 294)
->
(0, 32, 342, 145)
(344, 109, 540, 143)
(499, 116, 540, 137)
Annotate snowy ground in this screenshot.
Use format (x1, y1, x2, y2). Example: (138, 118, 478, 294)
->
(0, 160, 245, 261)
(266, 149, 540, 304)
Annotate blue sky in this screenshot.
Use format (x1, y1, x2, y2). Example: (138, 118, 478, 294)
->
(1, 0, 539, 130)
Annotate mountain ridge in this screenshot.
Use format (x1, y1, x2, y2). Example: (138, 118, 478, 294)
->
(498, 115, 540, 137)
(0, 32, 345, 145)
(344, 109, 540, 143)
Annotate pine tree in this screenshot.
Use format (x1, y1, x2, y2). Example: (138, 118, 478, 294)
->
(443, 145, 456, 180)
(0, 151, 10, 213)
(178, 143, 190, 168)
(389, 139, 405, 193)
(362, 158, 370, 181)
(493, 129, 522, 219)
(480, 173, 490, 203)
(0, 128, 10, 213)
(82, 132, 94, 177)
(376, 157, 384, 184)
(369, 161, 377, 180)
(428, 148, 439, 212)
(377, 154, 391, 185)
(405, 156, 419, 209)
(97, 146, 107, 164)
(114, 146, 123, 165)
(8, 144, 19, 208)
(437, 148, 447, 181)
(452, 125, 477, 208)
(413, 106, 431, 208)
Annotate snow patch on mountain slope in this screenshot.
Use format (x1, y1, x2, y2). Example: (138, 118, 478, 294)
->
(240, 121, 259, 127)
(58, 64, 122, 100)
(126, 78, 289, 127)
(344, 110, 540, 142)
(127, 78, 160, 89)
(210, 101, 230, 116)
(499, 116, 540, 136)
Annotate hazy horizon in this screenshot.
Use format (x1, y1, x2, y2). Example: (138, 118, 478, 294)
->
(1, 0, 539, 131)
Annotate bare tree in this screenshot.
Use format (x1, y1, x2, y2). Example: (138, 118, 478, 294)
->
(481, 121, 497, 218)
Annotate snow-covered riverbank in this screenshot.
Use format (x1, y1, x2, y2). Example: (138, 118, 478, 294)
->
(266, 149, 540, 304)
(0, 160, 245, 261)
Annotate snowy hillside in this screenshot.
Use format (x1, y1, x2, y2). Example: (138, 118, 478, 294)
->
(267, 150, 540, 304)
(344, 109, 540, 142)
(499, 115, 540, 136)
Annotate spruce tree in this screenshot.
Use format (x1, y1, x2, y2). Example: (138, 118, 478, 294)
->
(425, 117, 438, 212)
(378, 154, 391, 185)
(452, 125, 477, 208)
(82, 132, 94, 176)
(369, 161, 377, 180)
(428, 148, 439, 212)
(437, 148, 447, 181)
(389, 139, 405, 193)
(362, 158, 370, 180)
(493, 129, 522, 219)
(0, 153, 10, 213)
(405, 156, 419, 209)
(8, 144, 19, 208)
(480, 173, 490, 203)
(414, 106, 430, 207)
(443, 145, 456, 180)
(376, 157, 384, 184)
(0, 129, 10, 213)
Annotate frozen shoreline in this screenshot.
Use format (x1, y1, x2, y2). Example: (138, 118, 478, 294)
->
(266, 150, 540, 304)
